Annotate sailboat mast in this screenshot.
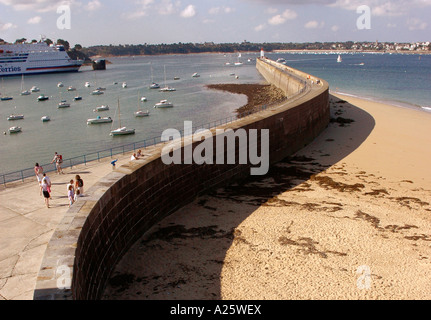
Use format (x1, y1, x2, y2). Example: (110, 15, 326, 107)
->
(118, 98, 122, 128)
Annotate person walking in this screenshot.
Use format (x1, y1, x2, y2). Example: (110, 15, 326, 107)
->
(68, 185, 75, 207)
(40, 178, 50, 208)
(67, 179, 75, 194)
(34, 163, 44, 185)
(51, 152, 64, 174)
(42, 173, 52, 199)
(75, 175, 84, 196)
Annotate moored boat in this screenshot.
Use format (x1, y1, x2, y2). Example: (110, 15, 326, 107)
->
(87, 116, 113, 124)
(37, 94, 49, 101)
(154, 99, 174, 108)
(9, 126, 22, 133)
(41, 116, 50, 122)
(93, 105, 109, 112)
(7, 114, 24, 120)
(91, 89, 104, 95)
(134, 110, 150, 117)
(58, 100, 70, 108)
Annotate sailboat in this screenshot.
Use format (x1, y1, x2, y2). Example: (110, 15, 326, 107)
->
(135, 90, 150, 117)
(20, 75, 31, 96)
(110, 98, 135, 136)
(0, 78, 13, 101)
(149, 63, 160, 89)
(337, 55, 342, 63)
(159, 65, 176, 92)
(234, 53, 243, 66)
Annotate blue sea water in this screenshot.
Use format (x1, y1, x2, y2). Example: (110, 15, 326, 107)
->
(0, 52, 430, 175)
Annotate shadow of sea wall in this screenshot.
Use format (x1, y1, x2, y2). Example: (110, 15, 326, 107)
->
(101, 96, 375, 299)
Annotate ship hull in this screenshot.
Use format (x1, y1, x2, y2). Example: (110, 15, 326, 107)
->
(0, 42, 84, 77)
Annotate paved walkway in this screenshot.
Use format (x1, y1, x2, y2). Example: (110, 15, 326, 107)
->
(0, 153, 134, 300)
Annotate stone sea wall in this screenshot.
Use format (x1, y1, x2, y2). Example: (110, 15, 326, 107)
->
(33, 58, 330, 300)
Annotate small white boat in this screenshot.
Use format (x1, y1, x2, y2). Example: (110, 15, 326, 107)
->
(134, 110, 150, 117)
(37, 94, 49, 101)
(57, 82, 64, 88)
(67, 86, 76, 91)
(174, 76, 180, 80)
(122, 82, 127, 88)
(20, 90, 31, 96)
(149, 82, 160, 89)
(154, 99, 173, 108)
(276, 58, 287, 65)
(192, 72, 200, 78)
(85, 82, 91, 87)
(93, 105, 109, 112)
(110, 126, 135, 136)
(91, 89, 104, 95)
(337, 55, 342, 63)
(159, 86, 176, 92)
(7, 114, 24, 121)
(9, 126, 22, 133)
(87, 116, 113, 124)
(30, 86, 40, 92)
(141, 97, 147, 102)
(41, 116, 50, 122)
(58, 100, 70, 108)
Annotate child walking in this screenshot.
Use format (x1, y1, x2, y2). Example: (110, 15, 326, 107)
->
(68, 185, 75, 207)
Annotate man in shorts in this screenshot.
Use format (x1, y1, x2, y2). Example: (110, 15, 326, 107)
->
(51, 152, 64, 174)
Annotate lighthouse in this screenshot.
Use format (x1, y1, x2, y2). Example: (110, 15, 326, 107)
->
(260, 48, 264, 58)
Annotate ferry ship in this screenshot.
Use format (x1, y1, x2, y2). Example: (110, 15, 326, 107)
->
(0, 42, 83, 77)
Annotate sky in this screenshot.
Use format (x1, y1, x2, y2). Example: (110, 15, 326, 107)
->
(1, 0, 430, 47)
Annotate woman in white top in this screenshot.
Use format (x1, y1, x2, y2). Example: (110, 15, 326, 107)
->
(40, 179, 50, 208)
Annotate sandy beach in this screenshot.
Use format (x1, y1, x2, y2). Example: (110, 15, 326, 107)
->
(102, 91, 431, 300)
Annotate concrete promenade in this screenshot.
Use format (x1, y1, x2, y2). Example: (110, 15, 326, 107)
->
(0, 153, 134, 300)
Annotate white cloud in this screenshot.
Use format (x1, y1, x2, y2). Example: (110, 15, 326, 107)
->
(0, 0, 81, 13)
(255, 23, 266, 31)
(268, 9, 297, 25)
(158, 0, 177, 15)
(0, 22, 17, 31)
(85, 0, 101, 11)
(407, 18, 427, 30)
(27, 16, 42, 24)
(209, 6, 235, 15)
(305, 20, 324, 29)
(181, 4, 196, 18)
(331, 25, 339, 32)
(265, 7, 278, 14)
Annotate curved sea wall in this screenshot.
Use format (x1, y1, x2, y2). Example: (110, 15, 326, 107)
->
(33, 58, 330, 300)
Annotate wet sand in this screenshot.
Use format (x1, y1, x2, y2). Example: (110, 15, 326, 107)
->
(102, 87, 431, 300)
(206, 83, 286, 116)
